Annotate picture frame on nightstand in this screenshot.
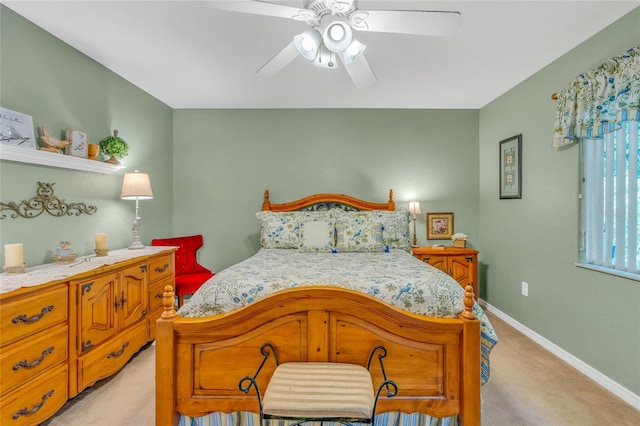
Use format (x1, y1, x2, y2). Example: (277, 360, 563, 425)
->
(66, 128, 88, 158)
(426, 212, 454, 239)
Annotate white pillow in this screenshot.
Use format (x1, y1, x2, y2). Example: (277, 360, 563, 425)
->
(299, 220, 335, 252)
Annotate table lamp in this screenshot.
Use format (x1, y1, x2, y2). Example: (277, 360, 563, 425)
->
(121, 170, 153, 249)
(409, 201, 421, 246)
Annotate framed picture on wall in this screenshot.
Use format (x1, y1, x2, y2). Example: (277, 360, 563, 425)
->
(66, 128, 88, 158)
(426, 212, 454, 239)
(0, 107, 36, 150)
(499, 134, 522, 199)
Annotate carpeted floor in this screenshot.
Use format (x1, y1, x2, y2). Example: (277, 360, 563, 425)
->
(45, 312, 640, 425)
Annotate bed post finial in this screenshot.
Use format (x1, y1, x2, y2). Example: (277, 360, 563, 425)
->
(262, 190, 271, 211)
(388, 189, 395, 210)
(161, 284, 178, 319)
(461, 285, 476, 320)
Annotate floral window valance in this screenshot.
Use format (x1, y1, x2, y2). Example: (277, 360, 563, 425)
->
(552, 44, 640, 148)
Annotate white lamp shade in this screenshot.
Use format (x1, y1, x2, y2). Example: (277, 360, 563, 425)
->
(343, 39, 367, 65)
(294, 29, 322, 60)
(314, 44, 338, 69)
(409, 201, 421, 215)
(323, 20, 353, 53)
(121, 170, 153, 200)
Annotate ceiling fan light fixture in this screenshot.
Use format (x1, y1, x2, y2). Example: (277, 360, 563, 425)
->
(322, 20, 352, 53)
(326, 0, 355, 14)
(343, 39, 366, 65)
(313, 43, 338, 69)
(294, 29, 322, 60)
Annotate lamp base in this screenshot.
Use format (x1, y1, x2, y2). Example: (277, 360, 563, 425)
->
(128, 240, 145, 250)
(128, 215, 145, 250)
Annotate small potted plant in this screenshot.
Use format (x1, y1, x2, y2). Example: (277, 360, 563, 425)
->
(99, 129, 129, 164)
(451, 232, 468, 248)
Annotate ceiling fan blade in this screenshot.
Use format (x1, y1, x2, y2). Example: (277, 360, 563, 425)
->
(257, 41, 300, 76)
(339, 53, 376, 89)
(351, 10, 461, 37)
(200, 1, 317, 22)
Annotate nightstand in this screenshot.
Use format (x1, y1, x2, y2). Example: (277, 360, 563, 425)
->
(412, 246, 479, 300)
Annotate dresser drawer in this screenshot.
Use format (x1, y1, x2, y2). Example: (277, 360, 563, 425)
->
(0, 363, 68, 426)
(0, 286, 68, 347)
(76, 321, 147, 392)
(0, 325, 68, 396)
(148, 253, 174, 283)
(148, 276, 172, 312)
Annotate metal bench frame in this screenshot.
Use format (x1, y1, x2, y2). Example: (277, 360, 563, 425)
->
(239, 343, 398, 425)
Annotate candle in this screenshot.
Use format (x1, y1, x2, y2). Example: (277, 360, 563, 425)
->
(95, 233, 108, 251)
(4, 243, 24, 267)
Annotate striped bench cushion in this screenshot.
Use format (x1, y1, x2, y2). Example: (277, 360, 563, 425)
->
(262, 362, 375, 420)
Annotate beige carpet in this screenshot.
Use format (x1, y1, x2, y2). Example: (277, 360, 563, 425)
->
(45, 313, 640, 425)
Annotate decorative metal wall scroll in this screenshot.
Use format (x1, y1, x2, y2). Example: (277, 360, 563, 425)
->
(0, 182, 97, 219)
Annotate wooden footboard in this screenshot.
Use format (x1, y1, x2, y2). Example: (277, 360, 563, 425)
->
(155, 285, 480, 426)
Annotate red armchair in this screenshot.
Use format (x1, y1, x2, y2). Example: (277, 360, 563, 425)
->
(151, 235, 214, 307)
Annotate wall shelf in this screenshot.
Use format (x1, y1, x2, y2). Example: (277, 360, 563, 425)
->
(0, 145, 124, 174)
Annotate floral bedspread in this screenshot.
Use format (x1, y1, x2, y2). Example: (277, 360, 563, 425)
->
(179, 248, 498, 384)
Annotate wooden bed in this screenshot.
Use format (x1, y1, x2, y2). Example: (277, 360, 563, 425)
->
(155, 190, 481, 426)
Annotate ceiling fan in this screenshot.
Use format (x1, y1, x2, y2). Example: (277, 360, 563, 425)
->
(201, 0, 461, 89)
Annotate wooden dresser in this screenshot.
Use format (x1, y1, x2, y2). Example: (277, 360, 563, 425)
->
(412, 246, 479, 300)
(0, 247, 175, 425)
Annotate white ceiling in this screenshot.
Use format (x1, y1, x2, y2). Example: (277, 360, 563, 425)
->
(4, 0, 639, 109)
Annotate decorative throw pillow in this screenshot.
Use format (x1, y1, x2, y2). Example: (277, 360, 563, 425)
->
(331, 209, 410, 251)
(371, 209, 411, 251)
(255, 211, 299, 248)
(299, 220, 335, 252)
(335, 221, 384, 252)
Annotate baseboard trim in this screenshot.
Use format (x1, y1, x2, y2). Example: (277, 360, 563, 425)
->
(481, 299, 640, 411)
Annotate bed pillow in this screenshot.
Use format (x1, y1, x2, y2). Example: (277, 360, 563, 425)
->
(255, 211, 300, 248)
(372, 209, 411, 251)
(299, 219, 335, 252)
(335, 221, 384, 252)
(331, 209, 411, 251)
(256, 211, 336, 248)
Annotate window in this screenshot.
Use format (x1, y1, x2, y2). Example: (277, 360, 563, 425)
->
(580, 121, 639, 277)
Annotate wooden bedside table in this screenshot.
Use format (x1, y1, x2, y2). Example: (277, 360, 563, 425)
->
(412, 246, 479, 300)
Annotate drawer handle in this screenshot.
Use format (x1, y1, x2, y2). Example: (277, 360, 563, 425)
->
(13, 347, 55, 370)
(12, 390, 54, 419)
(12, 305, 54, 324)
(154, 293, 163, 299)
(155, 263, 169, 273)
(107, 342, 130, 359)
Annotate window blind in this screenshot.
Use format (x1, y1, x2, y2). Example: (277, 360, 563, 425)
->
(584, 121, 639, 274)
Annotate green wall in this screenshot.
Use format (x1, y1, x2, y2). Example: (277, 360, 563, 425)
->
(478, 8, 640, 395)
(172, 109, 479, 271)
(0, 6, 173, 266)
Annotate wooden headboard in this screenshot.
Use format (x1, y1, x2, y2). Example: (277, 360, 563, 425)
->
(261, 189, 395, 212)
